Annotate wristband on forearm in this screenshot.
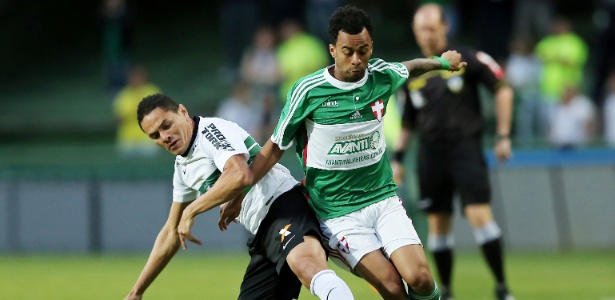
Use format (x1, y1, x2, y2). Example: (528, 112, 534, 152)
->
(433, 56, 451, 70)
(394, 150, 406, 162)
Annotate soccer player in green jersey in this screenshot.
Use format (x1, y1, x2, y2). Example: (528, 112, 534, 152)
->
(231, 4, 466, 300)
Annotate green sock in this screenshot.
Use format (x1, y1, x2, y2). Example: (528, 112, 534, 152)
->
(407, 281, 440, 300)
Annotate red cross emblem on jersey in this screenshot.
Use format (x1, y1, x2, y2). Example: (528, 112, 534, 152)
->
(371, 99, 385, 122)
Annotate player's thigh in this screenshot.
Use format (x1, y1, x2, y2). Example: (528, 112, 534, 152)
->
(286, 235, 328, 284)
(376, 196, 423, 257)
(320, 214, 382, 272)
(353, 249, 405, 293)
(389, 244, 432, 285)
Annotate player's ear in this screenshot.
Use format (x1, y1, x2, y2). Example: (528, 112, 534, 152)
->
(178, 104, 190, 118)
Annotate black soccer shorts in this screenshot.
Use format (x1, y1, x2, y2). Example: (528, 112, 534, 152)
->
(417, 137, 491, 214)
(238, 186, 325, 300)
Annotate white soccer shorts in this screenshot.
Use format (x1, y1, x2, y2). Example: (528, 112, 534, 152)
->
(320, 196, 422, 271)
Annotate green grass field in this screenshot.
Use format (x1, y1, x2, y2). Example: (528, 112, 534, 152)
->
(1, 250, 614, 299)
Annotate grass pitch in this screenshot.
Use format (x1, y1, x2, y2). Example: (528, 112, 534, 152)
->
(0, 250, 614, 299)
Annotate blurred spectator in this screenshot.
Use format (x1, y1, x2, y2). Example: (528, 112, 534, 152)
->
(102, 0, 134, 100)
(548, 84, 596, 150)
(113, 65, 161, 157)
(218, 0, 258, 84)
(239, 24, 282, 143)
(240, 24, 282, 104)
(512, 0, 553, 42)
(216, 81, 262, 142)
(603, 71, 615, 147)
(277, 19, 329, 102)
(536, 16, 588, 127)
(305, 0, 344, 46)
(506, 35, 543, 147)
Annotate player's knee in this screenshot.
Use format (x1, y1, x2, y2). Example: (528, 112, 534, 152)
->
(286, 239, 327, 283)
(370, 270, 406, 299)
(405, 264, 434, 295)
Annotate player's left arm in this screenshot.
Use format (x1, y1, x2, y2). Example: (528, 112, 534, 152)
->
(177, 154, 252, 249)
(402, 50, 467, 77)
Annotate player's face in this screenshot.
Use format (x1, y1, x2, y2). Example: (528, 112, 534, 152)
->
(140, 105, 193, 155)
(330, 28, 373, 82)
(413, 9, 448, 57)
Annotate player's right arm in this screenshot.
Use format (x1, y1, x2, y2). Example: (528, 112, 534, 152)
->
(124, 201, 191, 300)
(248, 139, 285, 184)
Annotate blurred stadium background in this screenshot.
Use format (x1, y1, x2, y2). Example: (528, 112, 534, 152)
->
(0, 0, 614, 299)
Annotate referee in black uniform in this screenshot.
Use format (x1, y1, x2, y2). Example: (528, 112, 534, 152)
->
(391, 4, 515, 300)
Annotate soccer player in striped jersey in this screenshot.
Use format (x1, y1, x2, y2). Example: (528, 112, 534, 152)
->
(124, 94, 353, 300)
(238, 4, 466, 300)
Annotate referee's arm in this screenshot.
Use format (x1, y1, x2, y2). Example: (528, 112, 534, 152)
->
(493, 83, 514, 162)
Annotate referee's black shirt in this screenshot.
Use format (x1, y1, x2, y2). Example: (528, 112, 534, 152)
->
(400, 46, 506, 144)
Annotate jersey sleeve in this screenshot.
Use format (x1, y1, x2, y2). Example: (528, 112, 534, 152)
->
(371, 58, 409, 93)
(201, 118, 250, 171)
(271, 81, 314, 150)
(471, 50, 506, 92)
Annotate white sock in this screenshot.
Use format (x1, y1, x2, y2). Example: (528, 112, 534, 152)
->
(310, 269, 354, 300)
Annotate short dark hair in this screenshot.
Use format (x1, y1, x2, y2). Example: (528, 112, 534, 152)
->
(137, 93, 180, 128)
(328, 5, 373, 44)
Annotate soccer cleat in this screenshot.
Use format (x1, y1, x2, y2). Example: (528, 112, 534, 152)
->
(495, 285, 516, 300)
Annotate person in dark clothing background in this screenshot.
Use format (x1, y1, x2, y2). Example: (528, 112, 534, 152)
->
(390, 4, 515, 300)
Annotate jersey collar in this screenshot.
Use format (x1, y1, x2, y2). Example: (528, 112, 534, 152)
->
(323, 65, 368, 90)
(181, 116, 200, 157)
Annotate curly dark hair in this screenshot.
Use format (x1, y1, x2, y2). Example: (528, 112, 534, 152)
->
(137, 93, 180, 128)
(328, 5, 373, 44)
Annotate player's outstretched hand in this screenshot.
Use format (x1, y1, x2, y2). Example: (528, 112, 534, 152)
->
(441, 50, 467, 71)
(177, 214, 202, 250)
(218, 194, 243, 231)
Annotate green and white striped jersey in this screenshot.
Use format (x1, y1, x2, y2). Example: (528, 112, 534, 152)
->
(173, 117, 298, 234)
(272, 58, 409, 220)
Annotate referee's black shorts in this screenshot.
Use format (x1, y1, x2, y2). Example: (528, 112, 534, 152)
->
(416, 137, 491, 214)
(238, 186, 325, 300)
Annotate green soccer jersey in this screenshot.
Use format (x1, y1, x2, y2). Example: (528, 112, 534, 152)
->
(272, 58, 409, 220)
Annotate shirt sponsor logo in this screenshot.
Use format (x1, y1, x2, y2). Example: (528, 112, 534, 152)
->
(328, 131, 380, 155)
(202, 123, 235, 151)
